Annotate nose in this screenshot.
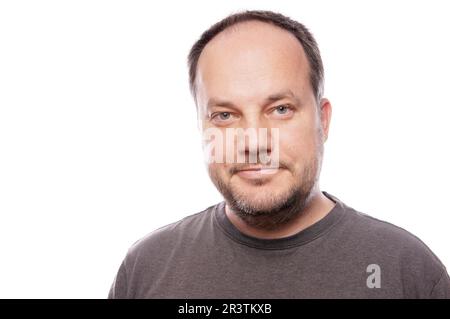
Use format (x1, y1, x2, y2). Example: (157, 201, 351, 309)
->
(236, 112, 275, 164)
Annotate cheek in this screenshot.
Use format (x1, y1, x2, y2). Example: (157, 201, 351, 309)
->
(278, 122, 318, 164)
(208, 162, 230, 179)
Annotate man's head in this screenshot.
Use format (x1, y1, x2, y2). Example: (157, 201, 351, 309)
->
(188, 10, 332, 230)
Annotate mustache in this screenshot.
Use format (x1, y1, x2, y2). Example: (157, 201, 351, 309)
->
(229, 162, 289, 175)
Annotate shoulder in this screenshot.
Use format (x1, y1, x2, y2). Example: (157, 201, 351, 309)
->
(124, 202, 219, 262)
(339, 202, 447, 290)
(109, 203, 221, 298)
(346, 205, 442, 263)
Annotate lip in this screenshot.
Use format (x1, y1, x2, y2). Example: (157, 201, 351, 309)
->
(235, 166, 281, 179)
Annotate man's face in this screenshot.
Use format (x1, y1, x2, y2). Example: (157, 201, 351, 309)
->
(195, 21, 331, 228)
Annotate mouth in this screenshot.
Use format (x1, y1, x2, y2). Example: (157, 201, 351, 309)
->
(235, 165, 282, 179)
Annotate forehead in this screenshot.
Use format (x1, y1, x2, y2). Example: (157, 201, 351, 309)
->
(196, 21, 310, 103)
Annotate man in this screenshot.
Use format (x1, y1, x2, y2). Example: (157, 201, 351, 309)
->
(108, 10, 449, 298)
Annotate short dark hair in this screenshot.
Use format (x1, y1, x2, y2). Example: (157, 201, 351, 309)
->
(187, 10, 324, 103)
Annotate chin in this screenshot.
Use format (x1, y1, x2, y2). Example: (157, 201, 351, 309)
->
(232, 182, 290, 205)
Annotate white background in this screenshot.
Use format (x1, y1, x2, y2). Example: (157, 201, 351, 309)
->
(0, 0, 449, 298)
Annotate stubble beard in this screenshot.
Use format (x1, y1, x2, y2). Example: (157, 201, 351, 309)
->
(209, 151, 323, 231)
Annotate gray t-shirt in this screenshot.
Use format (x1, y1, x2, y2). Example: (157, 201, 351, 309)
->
(108, 192, 450, 298)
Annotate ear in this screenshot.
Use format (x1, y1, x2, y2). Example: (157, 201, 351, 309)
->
(319, 98, 332, 142)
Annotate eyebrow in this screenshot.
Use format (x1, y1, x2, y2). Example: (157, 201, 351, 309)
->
(206, 89, 301, 110)
(266, 90, 300, 104)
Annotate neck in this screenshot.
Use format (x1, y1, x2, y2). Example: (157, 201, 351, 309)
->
(224, 189, 336, 239)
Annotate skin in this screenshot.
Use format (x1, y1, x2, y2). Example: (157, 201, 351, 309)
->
(195, 21, 335, 239)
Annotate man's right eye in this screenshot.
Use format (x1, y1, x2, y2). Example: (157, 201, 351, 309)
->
(211, 112, 232, 121)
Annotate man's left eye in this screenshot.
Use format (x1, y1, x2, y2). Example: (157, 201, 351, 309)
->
(274, 105, 292, 115)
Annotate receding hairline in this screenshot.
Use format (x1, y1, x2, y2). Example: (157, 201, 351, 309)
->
(188, 10, 325, 106)
(207, 19, 297, 41)
(194, 19, 312, 99)
(198, 19, 306, 59)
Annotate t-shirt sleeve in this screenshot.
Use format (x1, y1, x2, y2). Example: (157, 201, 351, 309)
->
(429, 268, 450, 299)
(108, 260, 128, 299)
